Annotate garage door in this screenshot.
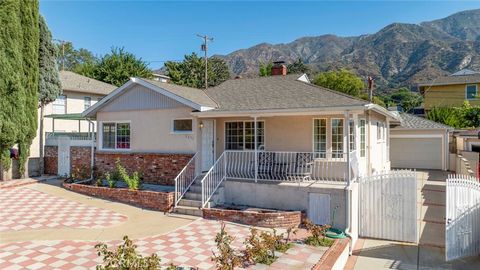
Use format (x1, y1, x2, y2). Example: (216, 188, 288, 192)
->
(390, 138, 443, 170)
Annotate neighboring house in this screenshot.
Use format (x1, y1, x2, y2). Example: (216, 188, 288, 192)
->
(389, 112, 452, 170)
(419, 69, 480, 111)
(30, 71, 116, 175)
(152, 73, 170, 83)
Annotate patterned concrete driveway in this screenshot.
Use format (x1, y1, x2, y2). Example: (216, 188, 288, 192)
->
(0, 219, 326, 269)
(0, 187, 127, 232)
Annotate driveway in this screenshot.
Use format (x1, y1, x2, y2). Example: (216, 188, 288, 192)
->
(347, 170, 480, 270)
(0, 178, 328, 269)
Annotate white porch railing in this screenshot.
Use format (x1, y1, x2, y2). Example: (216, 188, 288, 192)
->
(224, 150, 356, 183)
(201, 152, 226, 207)
(174, 153, 199, 207)
(46, 132, 95, 141)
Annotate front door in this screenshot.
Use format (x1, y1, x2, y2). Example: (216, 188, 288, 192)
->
(201, 120, 215, 172)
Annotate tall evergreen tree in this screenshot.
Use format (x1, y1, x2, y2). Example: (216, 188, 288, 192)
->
(38, 15, 62, 174)
(0, 0, 40, 175)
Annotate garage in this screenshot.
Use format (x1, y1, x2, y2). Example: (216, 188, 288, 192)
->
(389, 112, 452, 171)
(390, 137, 443, 169)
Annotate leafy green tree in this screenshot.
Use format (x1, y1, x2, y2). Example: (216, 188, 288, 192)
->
(91, 47, 152, 86)
(259, 61, 273, 77)
(0, 0, 40, 174)
(384, 87, 423, 112)
(56, 42, 97, 71)
(38, 15, 62, 174)
(165, 53, 230, 89)
(314, 69, 365, 97)
(287, 58, 310, 74)
(427, 101, 480, 128)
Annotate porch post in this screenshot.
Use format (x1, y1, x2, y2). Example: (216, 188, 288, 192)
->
(254, 116, 258, 183)
(345, 111, 351, 185)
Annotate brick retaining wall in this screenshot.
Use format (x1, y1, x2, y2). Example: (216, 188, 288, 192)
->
(95, 152, 193, 185)
(44, 146, 58, 175)
(63, 182, 174, 212)
(202, 208, 302, 228)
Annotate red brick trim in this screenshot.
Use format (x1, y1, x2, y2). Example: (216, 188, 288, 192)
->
(63, 182, 174, 212)
(312, 238, 350, 270)
(202, 208, 302, 228)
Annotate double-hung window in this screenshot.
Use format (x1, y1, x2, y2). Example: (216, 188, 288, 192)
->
(331, 119, 344, 158)
(84, 97, 92, 110)
(53, 95, 66, 114)
(360, 119, 366, 157)
(102, 122, 130, 150)
(466, 85, 478, 100)
(225, 121, 264, 150)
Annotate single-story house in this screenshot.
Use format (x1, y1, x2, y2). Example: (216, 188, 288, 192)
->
(389, 112, 452, 171)
(81, 64, 396, 228)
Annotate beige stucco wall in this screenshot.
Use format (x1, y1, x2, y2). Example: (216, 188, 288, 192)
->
(30, 91, 104, 158)
(96, 106, 196, 154)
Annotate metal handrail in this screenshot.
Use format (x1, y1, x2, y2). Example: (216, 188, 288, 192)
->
(174, 153, 198, 207)
(201, 152, 226, 208)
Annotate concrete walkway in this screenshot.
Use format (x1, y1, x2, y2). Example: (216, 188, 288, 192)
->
(348, 170, 480, 270)
(0, 178, 196, 243)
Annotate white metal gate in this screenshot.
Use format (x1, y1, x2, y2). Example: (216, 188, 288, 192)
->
(359, 170, 418, 243)
(57, 137, 71, 177)
(446, 174, 480, 261)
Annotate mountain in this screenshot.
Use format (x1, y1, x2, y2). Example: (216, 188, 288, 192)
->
(216, 9, 480, 89)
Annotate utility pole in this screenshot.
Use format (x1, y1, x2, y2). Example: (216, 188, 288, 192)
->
(197, 34, 213, 90)
(53, 39, 68, 70)
(367, 76, 375, 102)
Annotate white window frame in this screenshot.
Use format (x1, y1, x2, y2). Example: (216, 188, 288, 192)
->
(349, 119, 356, 151)
(84, 96, 92, 110)
(466, 84, 478, 100)
(99, 121, 131, 151)
(313, 118, 327, 156)
(331, 118, 344, 158)
(171, 118, 194, 134)
(360, 119, 366, 158)
(52, 95, 67, 114)
(224, 120, 265, 151)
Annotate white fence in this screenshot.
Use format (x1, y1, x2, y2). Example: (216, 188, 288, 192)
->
(359, 170, 418, 243)
(446, 174, 480, 261)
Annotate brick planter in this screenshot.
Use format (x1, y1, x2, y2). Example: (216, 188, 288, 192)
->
(95, 152, 193, 185)
(312, 238, 350, 270)
(202, 207, 302, 228)
(63, 182, 174, 212)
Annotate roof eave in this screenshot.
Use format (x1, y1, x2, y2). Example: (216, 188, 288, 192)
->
(192, 105, 367, 117)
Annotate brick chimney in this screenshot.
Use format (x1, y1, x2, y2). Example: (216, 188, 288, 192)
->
(271, 61, 287, 76)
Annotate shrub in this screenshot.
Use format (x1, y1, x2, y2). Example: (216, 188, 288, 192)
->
(71, 165, 90, 181)
(212, 223, 243, 270)
(303, 219, 334, 247)
(105, 172, 117, 188)
(95, 236, 162, 270)
(243, 228, 291, 265)
(116, 159, 141, 190)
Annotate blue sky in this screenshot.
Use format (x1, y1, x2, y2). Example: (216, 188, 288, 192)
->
(40, 1, 480, 69)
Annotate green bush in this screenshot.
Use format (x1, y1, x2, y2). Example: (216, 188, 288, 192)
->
(116, 159, 141, 190)
(105, 172, 117, 188)
(427, 101, 480, 129)
(95, 236, 162, 270)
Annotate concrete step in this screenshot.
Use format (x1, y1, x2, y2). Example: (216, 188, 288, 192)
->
(188, 185, 202, 193)
(184, 192, 202, 200)
(174, 205, 203, 217)
(178, 199, 202, 208)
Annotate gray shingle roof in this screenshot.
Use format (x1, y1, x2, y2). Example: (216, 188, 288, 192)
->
(60, 71, 116, 95)
(393, 112, 452, 130)
(205, 74, 368, 111)
(139, 78, 217, 108)
(418, 73, 480, 87)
